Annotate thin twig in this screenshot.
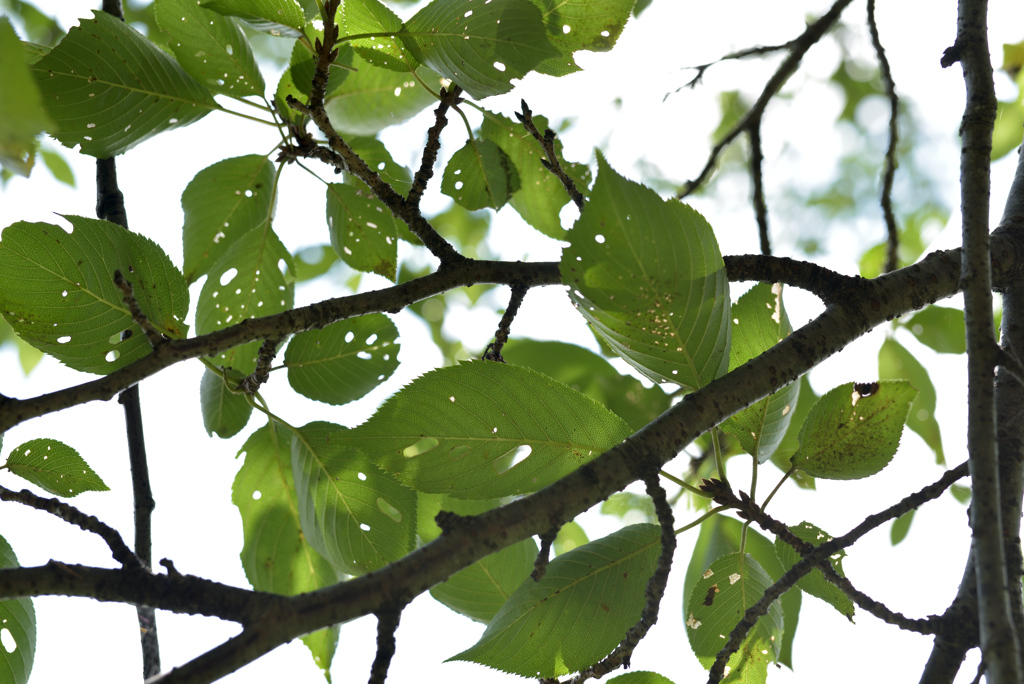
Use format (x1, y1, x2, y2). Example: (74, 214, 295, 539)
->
(516, 100, 585, 211)
(113, 270, 164, 348)
(867, 0, 901, 274)
(237, 338, 282, 394)
(483, 283, 528, 363)
(368, 604, 405, 684)
(676, 41, 795, 91)
(748, 121, 771, 255)
(408, 85, 463, 210)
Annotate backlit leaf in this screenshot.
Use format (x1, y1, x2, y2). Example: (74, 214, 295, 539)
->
(200, 367, 253, 438)
(878, 337, 944, 464)
(31, 12, 217, 157)
(607, 673, 676, 684)
(0, 216, 188, 374)
(0, 17, 51, 177)
(891, 509, 914, 546)
(5, 438, 108, 497)
(340, 0, 417, 71)
(199, 0, 305, 38)
(0, 534, 35, 684)
(441, 138, 520, 211)
(899, 306, 966, 355)
(791, 381, 916, 480)
(325, 182, 399, 280)
(451, 524, 661, 677)
(770, 375, 817, 490)
(325, 53, 439, 136)
(527, 0, 635, 76)
(562, 154, 730, 389)
(773, 521, 853, 620)
(285, 313, 400, 405)
(343, 361, 632, 499)
(39, 148, 74, 187)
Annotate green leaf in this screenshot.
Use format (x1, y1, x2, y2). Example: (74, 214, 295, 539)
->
(451, 524, 661, 677)
(773, 521, 854, 620)
(291, 421, 417, 575)
(441, 138, 520, 210)
(501, 339, 670, 433)
(232, 422, 342, 680)
(790, 380, 917, 480)
(479, 110, 591, 239)
(770, 375, 817, 490)
(181, 155, 277, 284)
(154, 0, 265, 97)
(344, 136, 414, 195)
(720, 283, 799, 463)
(0, 216, 189, 374)
(554, 520, 589, 555)
(31, 11, 217, 157)
(687, 553, 782, 681)
(993, 99, 1024, 161)
(344, 361, 633, 499)
(325, 53, 439, 136)
(879, 337, 944, 464)
(325, 182, 399, 280)
(428, 498, 538, 623)
(601, 492, 656, 523)
(290, 245, 338, 282)
(400, 0, 559, 99)
(0, 17, 52, 177)
(561, 153, 730, 390)
(891, 509, 914, 545)
(527, 0, 635, 76)
(195, 221, 293, 374)
(4, 438, 109, 497)
(899, 306, 966, 355)
(607, 673, 676, 684)
(200, 367, 253, 438)
(285, 313, 400, 405)
(340, 0, 418, 72)
(275, 29, 352, 126)
(683, 515, 799, 670)
(39, 148, 75, 187)
(0, 534, 35, 684)
(199, 0, 305, 38)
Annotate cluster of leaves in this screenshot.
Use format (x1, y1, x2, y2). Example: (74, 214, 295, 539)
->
(0, 1, 968, 683)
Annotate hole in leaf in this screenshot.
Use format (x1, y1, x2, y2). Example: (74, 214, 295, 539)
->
(492, 444, 531, 475)
(0, 627, 15, 653)
(106, 350, 120, 362)
(357, 351, 372, 360)
(219, 268, 237, 286)
(252, 490, 261, 500)
(357, 472, 367, 481)
(493, 61, 505, 72)
(562, 24, 571, 34)
(403, 437, 439, 458)
(377, 497, 402, 522)
(455, 181, 463, 190)
(345, 331, 355, 343)
(359, 523, 371, 532)
(57, 335, 72, 344)
(595, 234, 605, 244)
(366, 334, 378, 345)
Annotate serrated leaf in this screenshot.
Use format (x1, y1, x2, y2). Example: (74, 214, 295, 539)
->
(562, 154, 730, 389)
(39, 148, 75, 187)
(195, 221, 293, 374)
(31, 11, 217, 157)
(325, 53, 439, 136)
(275, 29, 351, 126)
(0, 17, 52, 177)
(721, 283, 799, 463)
(401, 0, 559, 99)
(441, 138, 520, 210)
(879, 337, 944, 464)
(325, 182, 399, 280)
(340, 0, 418, 72)
(770, 375, 817, 490)
(527, 0, 635, 76)
(154, 0, 265, 97)
(199, 0, 305, 37)
(0, 534, 35, 684)
(285, 313, 400, 405)
(791, 380, 916, 480)
(451, 524, 661, 677)
(774, 521, 854, 620)
(0, 216, 188, 374)
(344, 136, 414, 195)
(501, 339, 670, 433)
(5, 438, 108, 497)
(200, 367, 253, 438)
(343, 361, 633, 499)
(891, 509, 914, 545)
(479, 110, 591, 239)
(687, 553, 782, 680)
(899, 306, 966, 355)
(232, 422, 342, 680)
(607, 673, 676, 684)
(291, 421, 417, 575)
(181, 155, 276, 284)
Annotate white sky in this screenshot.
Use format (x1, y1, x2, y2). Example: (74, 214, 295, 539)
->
(2, 1, 1024, 683)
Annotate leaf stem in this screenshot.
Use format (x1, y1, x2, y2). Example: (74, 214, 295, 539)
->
(712, 428, 727, 482)
(658, 469, 713, 498)
(760, 464, 795, 514)
(674, 505, 730, 535)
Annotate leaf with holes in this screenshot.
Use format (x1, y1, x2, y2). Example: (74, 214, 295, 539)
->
(291, 421, 416, 575)
(5, 438, 108, 497)
(450, 524, 660, 677)
(0, 17, 52, 177)
(182, 155, 276, 284)
(0, 534, 35, 684)
(479, 110, 591, 239)
(879, 337, 944, 464)
(527, 0, 636, 76)
(343, 361, 632, 499)
(200, 367, 253, 438)
(790, 380, 916, 480)
(0, 216, 188, 374)
(325, 183, 399, 280)
(195, 222, 293, 374)
(441, 138, 520, 211)
(346, 136, 414, 195)
(774, 521, 853, 620)
(687, 553, 782, 681)
(232, 422, 342, 680)
(325, 54, 440, 136)
(400, 0, 559, 99)
(720, 283, 799, 463)
(275, 36, 351, 126)
(199, 0, 305, 37)
(154, 0, 264, 97)
(31, 12, 217, 157)
(562, 154, 730, 390)
(341, 0, 418, 72)
(285, 313, 400, 405)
